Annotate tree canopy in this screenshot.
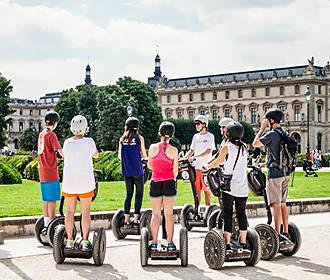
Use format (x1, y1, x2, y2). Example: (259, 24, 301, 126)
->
(18, 128, 38, 151)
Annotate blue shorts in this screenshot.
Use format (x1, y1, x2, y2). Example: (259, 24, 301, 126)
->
(40, 180, 61, 201)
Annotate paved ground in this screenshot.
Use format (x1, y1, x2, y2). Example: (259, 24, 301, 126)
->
(0, 212, 329, 280)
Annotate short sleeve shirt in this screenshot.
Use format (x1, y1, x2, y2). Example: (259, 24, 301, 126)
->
(259, 130, 284, 178)
(38, 129, 62, 182)
(191, 132, 216, 169)
(62, 137, 97, 194)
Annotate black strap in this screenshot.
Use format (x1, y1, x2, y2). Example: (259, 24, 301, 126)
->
(232, 144, 241, 171)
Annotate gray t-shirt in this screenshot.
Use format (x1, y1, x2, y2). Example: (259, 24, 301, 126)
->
(259, 129, 284, 178)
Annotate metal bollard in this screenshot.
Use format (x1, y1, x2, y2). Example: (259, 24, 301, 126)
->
(0, 229, 4, 245)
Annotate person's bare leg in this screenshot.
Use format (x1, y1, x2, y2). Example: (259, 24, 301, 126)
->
(47, 201, 56, 220)
(205, 189, 212, 206)
(163, 197, 176, 243)
(65, 197, 77, 240)
(80, 197, 92, 240)
(272, 203, 282, 233)
(224, 231, 232, 244)
(281, 203, 289, 233)
(42, 202, 49, 217)
(151, 198, 162, 243)
(239, 230, 247, 244)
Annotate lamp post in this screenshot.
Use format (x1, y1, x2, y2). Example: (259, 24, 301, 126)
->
(305, 86, 312, 161)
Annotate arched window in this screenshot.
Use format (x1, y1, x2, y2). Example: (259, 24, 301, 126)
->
(251, 88, 256, 98)
(201, 92, 205, 101)
(292, 133, 301, 153)
(265, 87, 270, 96)
(295, 85, 300, 94)
(178, 94, 182, 103)
(238, 89, 243, 98)
(318, 85, 322, 94)
(189, 93, 193, 102)
(280, 86, 285, 96)
(225, 90, 230, 99)
(213, 92, 217, 100)
(167, 95, 171, 103)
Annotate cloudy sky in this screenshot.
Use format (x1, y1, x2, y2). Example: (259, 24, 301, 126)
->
(0, 0, 329, 100)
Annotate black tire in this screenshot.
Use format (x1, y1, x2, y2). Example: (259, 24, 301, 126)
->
(92, 228, 107, 266)
(207, 209, 221, 231)
(140, 227, 149, 267)
(243, 227, 261, 266)
(53, 224, 66, 264)
(205, 204, 220, 221)
(204, 229, 226, 270)
(35, 217, 49, 246)
(140, 210, 152, 233)
(47, 217, 64, 247)
(180, 227, 188, 267)
(281, 222, 302, 256)
(255, 223, 279, 260)
(112, 209, 127, 240)
(180, 204, 194, 231)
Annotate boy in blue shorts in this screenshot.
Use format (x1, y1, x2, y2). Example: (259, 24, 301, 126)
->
(38, 111, 63, 231)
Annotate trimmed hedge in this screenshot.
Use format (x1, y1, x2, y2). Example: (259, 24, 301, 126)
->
(0, 161, 22, 184)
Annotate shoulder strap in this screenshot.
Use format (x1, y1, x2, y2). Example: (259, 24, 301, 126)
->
(232, 144, 241, 171)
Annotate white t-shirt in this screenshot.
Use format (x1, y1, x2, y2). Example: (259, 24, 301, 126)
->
(191, 132, 215, 169)
(223, 143, 248, 197)
(62, 137, 97, 194)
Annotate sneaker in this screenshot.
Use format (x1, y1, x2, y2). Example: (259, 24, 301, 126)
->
(240, 243, 251, 253)
(65, 239, 74, 250)
(149, 243, 157, 251)
(279, 233, 293, 244)
(133, 221, 140, 228)
(167, 242, 177, 252)
(81, 240, 92, 251)
(124, 222, 133, 229)
(226, 244, 234, 254)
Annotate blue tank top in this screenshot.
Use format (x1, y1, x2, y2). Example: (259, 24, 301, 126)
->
(121, 136, 143, 177)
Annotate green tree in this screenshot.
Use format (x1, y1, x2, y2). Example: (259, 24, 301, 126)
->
(18, 128, 38, 151)
(0, 73, 14, 149)
(240, 121, 255, 144)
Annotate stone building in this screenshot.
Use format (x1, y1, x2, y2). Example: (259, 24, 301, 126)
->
(148, 56, 330, 154)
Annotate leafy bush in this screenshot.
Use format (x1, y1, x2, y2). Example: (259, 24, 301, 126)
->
(321, 155, 330, 167)
(16, 150, 32, 156)
(4, 156, 32, 176)
(24, 159, 39, 181)
(0, 161, 22, 184)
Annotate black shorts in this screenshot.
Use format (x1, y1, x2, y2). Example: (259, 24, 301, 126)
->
(150, 180, 177, 198)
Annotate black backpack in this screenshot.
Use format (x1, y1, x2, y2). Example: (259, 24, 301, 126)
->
(273, 128, 298, 175)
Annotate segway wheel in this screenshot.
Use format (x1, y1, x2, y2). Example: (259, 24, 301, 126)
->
(207, 209, 221, 231)
(92, 228, 107, 266)
(179, 227, 188, 267)
(112, 209, 127, 240)
(281, 222, 302, 256)
(140, 227, 149, 267)
(255, 223, 279, 260)
(204, 229, 225, 270)
(180, 204, 194, 231)
(140, 210, 152, 233)
(243, 227, 261, 266)
(53, 224, 66, 264)
(48, 217, 77, 247)
(205, 204, 220, 221)
(35, 217, 49, 246)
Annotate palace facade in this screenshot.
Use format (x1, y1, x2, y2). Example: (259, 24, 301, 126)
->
(148, 56, 330, 154)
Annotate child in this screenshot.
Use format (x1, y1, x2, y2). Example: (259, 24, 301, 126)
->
(185, 115, 215, 206)
(207, 121, 249, 252)
(148, 121, 178, 251)
(118, 117, 147, 227)
(38, 111, 63, 232)
(61, 115, 99, 251)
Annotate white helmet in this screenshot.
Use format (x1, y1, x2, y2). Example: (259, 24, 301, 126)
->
(218, 117, 233, 127)
(194, 114, 208, 127)
(70, 115, 88, 135)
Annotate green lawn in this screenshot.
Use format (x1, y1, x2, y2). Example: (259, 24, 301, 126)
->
(0, 172, 329, 218)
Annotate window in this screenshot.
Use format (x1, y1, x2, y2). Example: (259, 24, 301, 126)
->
(317, 104, 322, 122)
(318, 85, 322, 94)
(19, 109, 23, 115)
(264, 106, 270, 113)
(251, 108, 257, 124)
(238, 89, 243, 98)
(295, 85, 300, 94)
(167, 95, 171, 103)
(166, 112, 172, 119)
(280, 86, 285, 96)
(200, 110, 205, 115)
(225, 90, 230, 99)
(212, 109, 218, 120)
(189, 93, 193, 102)
(238, 108, 243, 121)
(39, 110, 41, 116)
(29, 122, 34, 128)
(294, 105, 301, 121)
(8, 123, 13, 131)
(19, 122, 23, 132)
(213, 92, 217, 100)
(201, 92, 205, 101)
(251, 88, 256, 98)
(29, 110, 33, 116)
(265, 87, 270, 96)
(178, 94, 182, 103)
(279, 105, 285, 121)
(177, 111, 183, 119)
(317, 133, 322, 150)
(51, 98, 54, 103)
(224, 108, 230, 118)
(188, 111, 194, 119)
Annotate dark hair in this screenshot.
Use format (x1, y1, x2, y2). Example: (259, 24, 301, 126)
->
(122, 128, 139, 143)
(159, 121, 175, 139)
(44, 111, 60, 126)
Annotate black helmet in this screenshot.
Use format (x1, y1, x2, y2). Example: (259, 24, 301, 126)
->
(125, 117, 139, 130)
(226, 121, 244, 140)
(265, 108, 283, 123)
(159, 121, 175, 138)
(44, 111, 60, 125)
(247, 167, 266, 196)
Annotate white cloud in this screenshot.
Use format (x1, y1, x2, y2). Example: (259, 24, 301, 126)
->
(0, 0, 329, 100)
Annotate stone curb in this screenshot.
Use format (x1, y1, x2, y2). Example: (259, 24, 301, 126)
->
(1, 198, 329, 238)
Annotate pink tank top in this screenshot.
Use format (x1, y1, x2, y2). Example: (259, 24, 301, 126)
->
(151, 143, 174, 182)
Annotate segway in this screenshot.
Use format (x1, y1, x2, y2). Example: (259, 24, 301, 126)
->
(303, 160, 318, 177)
(247, 152, 302, 260)
(179, 158, 219, 231)
(203, 167, 261, 270)
(53, 175, 106, 266)
(140, 209, 188, 267)
(112, 160, 152, 239)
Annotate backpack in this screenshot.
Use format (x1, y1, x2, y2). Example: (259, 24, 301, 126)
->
(273, 128, 298, 175)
